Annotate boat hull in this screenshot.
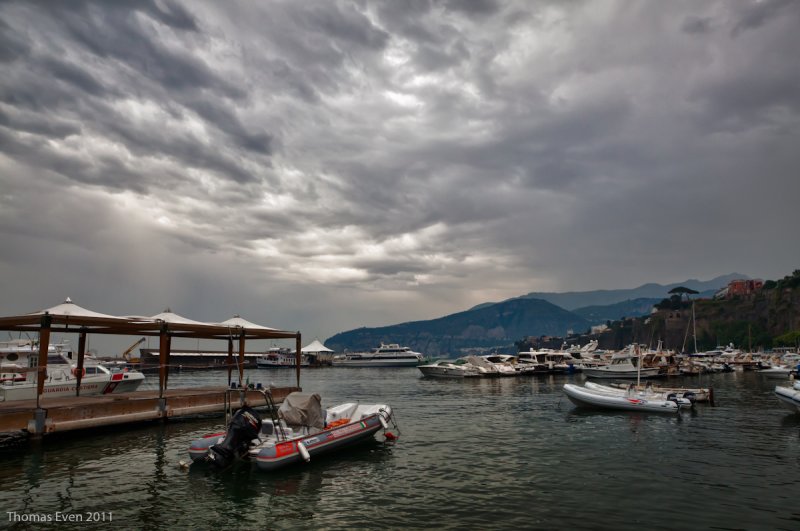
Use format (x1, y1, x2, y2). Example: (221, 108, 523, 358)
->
(563, 384, 681, 413)
(417, 365, 478, 378)
(774, 385, 800, 413)
(583, 381, 693, 408)
(254, 414, 384, 471)
(189, 410, 392, 472)
(0, 372, 145, 401)
(333, 358, 422, 368)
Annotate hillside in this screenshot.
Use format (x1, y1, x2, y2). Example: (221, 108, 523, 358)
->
(594, 270, 800, 352)
(516, 273, 745, 310)
(326, 298, 590, 357)
(572, 298, 661, 325)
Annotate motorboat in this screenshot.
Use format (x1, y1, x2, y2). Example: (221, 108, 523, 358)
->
(515, 352, 550, 374)
(758, 366, 793, 379)
(582, 346, 661, 379)
(607, 382, 713, 403)
(0, 340, 146, 401)
(774, 381, 800, 414)
(188, 391, 396, 471)
(417, 358, 484, 378)
(256, 347, 309, 369)
(332, 343, 426, 367)
(466, 355, 518, 377)
(516, 349, 575, 373)
(562, 383, 684, 413)
(583, 381, 693, 408)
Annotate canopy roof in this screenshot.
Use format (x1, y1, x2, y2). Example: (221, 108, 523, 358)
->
(27, 297, 120, 319)
(301, 339, 333, 353)
(0, 298, 299, 341)
(219, 315, 278, 331)
(151, 309, 209, 326)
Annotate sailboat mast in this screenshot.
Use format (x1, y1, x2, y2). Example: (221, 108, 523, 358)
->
(692, 302, 697, 354)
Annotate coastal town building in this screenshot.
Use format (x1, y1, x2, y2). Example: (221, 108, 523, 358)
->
(714, 279, 764, 299)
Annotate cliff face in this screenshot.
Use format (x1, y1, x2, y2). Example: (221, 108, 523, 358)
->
(596, 285, 800, 352)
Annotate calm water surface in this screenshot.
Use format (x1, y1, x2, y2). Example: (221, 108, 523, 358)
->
(1, 369, 799, 530)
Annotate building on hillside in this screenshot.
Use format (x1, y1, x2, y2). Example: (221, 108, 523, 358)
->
(591, 324, 608, 334)
(714, 279, 764, 299)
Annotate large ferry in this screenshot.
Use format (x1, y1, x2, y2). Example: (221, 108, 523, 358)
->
(332, 343, 426, 367)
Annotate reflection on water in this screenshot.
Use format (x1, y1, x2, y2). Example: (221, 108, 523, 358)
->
(1, 368, 800, 529)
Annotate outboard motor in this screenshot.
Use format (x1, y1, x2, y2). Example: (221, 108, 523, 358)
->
(208, 405, 262, 469)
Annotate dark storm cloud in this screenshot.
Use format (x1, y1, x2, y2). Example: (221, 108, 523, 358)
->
(444, 0, 500, 16)
(1, 0, 799, 340)
(0, 18, 30, 62)
(731, 0, 795, 36)
(0, 108, 80, 139)
(681, 16, 712, 35)
(40, 57, 108, 97)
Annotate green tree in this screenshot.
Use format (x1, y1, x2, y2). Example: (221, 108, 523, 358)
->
(668, 286, 700, 302)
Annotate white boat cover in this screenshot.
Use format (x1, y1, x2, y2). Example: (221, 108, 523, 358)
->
(278, 392, 324, 429)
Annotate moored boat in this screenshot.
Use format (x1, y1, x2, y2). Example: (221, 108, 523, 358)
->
(563, 383, 683, 413)
(0, 340, 145, 401)
(332, 343, 426, 367)
(583, 381, 693, 408)
(417, 358, 483, 378)
(256, 347, 310, 369)
(189, 391, 396, 471)
(466, 355, 518, 377)
(582, 346, 661, 380)
(607, 382, 712, 403)
(774, 381, 800, 414)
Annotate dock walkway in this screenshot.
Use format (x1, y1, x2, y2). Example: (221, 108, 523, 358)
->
(0, 386, 299, 438)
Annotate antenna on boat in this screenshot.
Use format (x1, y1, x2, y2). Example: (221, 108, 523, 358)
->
(636, 344, 642, 387)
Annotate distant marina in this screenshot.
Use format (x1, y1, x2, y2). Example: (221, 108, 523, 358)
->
(1, 296, 799, 529)
(3, 367, 799, 529)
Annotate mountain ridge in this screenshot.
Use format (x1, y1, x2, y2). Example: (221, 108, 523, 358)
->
(326, 297, 590, 357)
(510, 273, 747, 310)
(326, 273, 748, 356)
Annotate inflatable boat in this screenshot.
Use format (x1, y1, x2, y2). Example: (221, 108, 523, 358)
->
(188, 391, 396, 471)
(563, 383, 685, 413)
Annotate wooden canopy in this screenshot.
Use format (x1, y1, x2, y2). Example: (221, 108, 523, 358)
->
(0, 299, 302, 407)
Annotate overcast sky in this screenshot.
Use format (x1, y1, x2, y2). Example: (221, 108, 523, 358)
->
(1, 0, 798, 347)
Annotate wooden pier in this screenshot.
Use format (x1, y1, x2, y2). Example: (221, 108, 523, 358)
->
(0, 298, 307, 444)
(0, 386, 299, 438)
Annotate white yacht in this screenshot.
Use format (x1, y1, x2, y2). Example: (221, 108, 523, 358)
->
(582, 345, 661, 379)
(332, 343, 426, 367)
(256, 347, 309, 369)
(417, 358, 484, 378)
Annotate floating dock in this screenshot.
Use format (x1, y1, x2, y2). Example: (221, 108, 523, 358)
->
(0, 386, 299, 439)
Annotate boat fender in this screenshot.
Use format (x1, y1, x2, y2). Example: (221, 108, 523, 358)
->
(682, 392, 696, 403)
(297, 441, 311, 462)
(71, 367, 86, 378)
(379, 413, 389, 430)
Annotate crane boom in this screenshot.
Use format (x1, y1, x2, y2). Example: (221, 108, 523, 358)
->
(122, 337, 146, 362)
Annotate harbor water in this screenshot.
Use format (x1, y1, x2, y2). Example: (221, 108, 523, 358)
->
(1, 368, 799, 530)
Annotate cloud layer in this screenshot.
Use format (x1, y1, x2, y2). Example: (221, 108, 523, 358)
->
(1, 0, 798, 343)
